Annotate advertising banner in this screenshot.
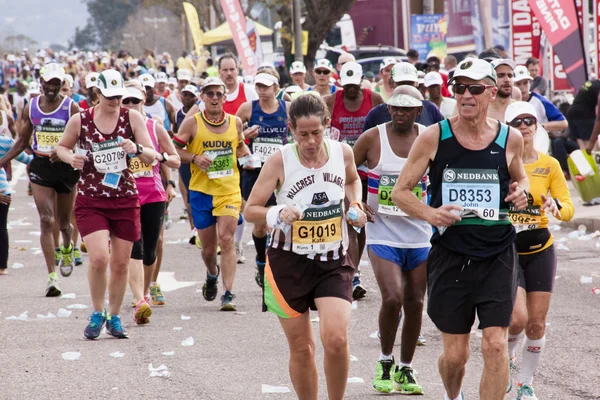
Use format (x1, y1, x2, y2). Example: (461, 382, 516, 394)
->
(470, 0, 485, 54)
(245, 20, 263, 66)
(444, 0, 476, 53)
(510, 0, 542, 65)
(410, 14, 447, 61)
(182, 2, 204, 55)
(219, 0, 257, 76)
(492, 0, 511, 52)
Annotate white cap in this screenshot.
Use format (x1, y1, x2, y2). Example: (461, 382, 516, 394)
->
(491, 58, 516, 70)
(386, 93, 423, 107)
(424, 71, 443, 87)
(201, 77, 226, 92)
(147, 68, 156, 76)
(168, 77, 177, 86)
(243, 75, 254, 84)
(380, 57, 397, 71)
(513, 65, 533, 82)
(123, 86, 144, 100)
(181, 84, 199, 97)
(505, 101, 538, 123)
(289, 61, 307, 74)
(156, 72, 168, 83)
(448, 59, 497, 85)
(85, 72, 100, 89)
(339, 61, 363, 86)
(101, 57, 110, 65)
(63, 74, 74, 88)
(28, 81, 41, 95)
(391, 62, 418, 83)
(314, 59, 334, 72)
(417, 71, 425, 85)
(284, 85, 303, 94)
(139, 73, 156, 88)
(96, 69, 127, 97)
(41, 63, 65, 82)
(254, 73, 279, 87)
(177, 68, 192, 81)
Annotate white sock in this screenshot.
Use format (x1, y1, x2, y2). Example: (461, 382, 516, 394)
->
(444, 392, 462, 400)
(398, 362, 412, 369)
(508, 332, 523, 359)
(518, 335, 545, 386)
(379, 353, 393, 361)
(235, 216, 245, 244)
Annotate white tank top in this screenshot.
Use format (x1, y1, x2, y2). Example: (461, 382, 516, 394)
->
(272, 139, 349, 260)
(366, 123, 431, 248)
(0, 111, 10, 136)
(143, 98, 167, 122)
(169, 91, 183, 111)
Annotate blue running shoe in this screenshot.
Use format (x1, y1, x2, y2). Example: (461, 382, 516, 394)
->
(84, 310, 106, 340)
(106, 315, 129, 339)
(255, 260, 265, 288)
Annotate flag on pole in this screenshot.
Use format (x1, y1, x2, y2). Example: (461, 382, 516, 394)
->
(219, 0, 258, 76)
(183, 2, 204, 56)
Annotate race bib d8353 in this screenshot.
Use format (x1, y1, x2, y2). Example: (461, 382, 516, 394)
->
(442, 168, 500, 220)
(292, 203, 343, 255)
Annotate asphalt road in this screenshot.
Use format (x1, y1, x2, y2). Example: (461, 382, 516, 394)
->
(1, 169, 599, 400)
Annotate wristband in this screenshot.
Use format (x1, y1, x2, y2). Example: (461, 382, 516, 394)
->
(266, 205, 287, 229)
(191, 154, 197, 165)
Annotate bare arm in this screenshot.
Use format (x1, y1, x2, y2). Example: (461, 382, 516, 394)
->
(352, 127, 375, 167)
(184, 104, 199, 122)
(164, 98, 176, 135)
(371, 91, 384, 107)
(174, 114, 197, 164)
(244, 150, 285, 225)
(323, 93, 335, 116)
(505, 127, 529, 209)
(235, 117, 251, 158)
(342, 143, 368, 226)
(542, 120, 568, 132)
(129, 110, 157, 164)
(0, 103, 33, 168)
(154, 121, 181, 168)
(56, 113, 83, 167)
(7, 112, 16, 138)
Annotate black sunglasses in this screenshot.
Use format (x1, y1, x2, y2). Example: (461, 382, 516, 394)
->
(122, 98, 142, 105)
(509, 117, 537, 127)
(314, 69, 330, 75)
(102, 93, 123, 101)
(204, 91, 224, 99)
(453, 83, 494, 95)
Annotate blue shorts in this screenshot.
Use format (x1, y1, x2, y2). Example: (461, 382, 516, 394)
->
(367, 245, 430, 272)
(190, 190, 242, 230)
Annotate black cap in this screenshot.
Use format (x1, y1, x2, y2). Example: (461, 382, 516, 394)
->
(407, 49, 419, 59)
(478, 48, 501, 62)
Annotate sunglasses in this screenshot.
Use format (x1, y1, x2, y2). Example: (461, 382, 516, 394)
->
(453, 84, 495, 95)
(102, 94, 123, 101)
(203, 91, 224, 99)
(509, 117, 537, 127)
(122, 98, 142, 105)
(314, 69, 330, 75)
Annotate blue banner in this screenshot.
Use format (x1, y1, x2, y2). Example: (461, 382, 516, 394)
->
(470, 0, 485, 54)
(410, 14, 447, 61)
(491, 0, 511, 52)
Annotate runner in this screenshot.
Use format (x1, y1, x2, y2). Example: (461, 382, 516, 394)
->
(155, 72, 170, 98)
(504, 102, 574, 400)
(487, 59, 517, 120)
(568, 79, 600, 151)
(0, 63, 80, 297)
(308, 59, 337, 97)
(289, 61, 310, 91)
(173, 77, 250, 311)
(374, 58, 397, 101)
(235, 67, 290, 287)
(168, 68, 192, 112)
(425, 71, 456, 118)
(121, 80, 180, 324)
(353, 91, 428, 395)
(56, 69, 158, 339)
(244, 93, 367, 400)
(324, 61, 384, 299)
(392, 59, 529, 399)
(335, 52, 372, 89)
(218, 53, 258, 115)
(0, 104, 16, 138)
(79, 72, 100, 110)
(140, 73, 176, 134)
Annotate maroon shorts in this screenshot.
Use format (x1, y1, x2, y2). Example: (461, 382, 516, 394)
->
(75, 195, 141, 242)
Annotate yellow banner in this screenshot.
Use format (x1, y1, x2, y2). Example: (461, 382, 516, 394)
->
(183, 2, 204, 54)
(291, 30, 309, 56)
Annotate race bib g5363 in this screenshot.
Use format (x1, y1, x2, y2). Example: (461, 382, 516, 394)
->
(292, 203, 343, 254)
(206, 148, 234, 179)
(442, 168, 500, 220)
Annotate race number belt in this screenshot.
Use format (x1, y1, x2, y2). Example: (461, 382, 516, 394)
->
(292, 203, 343, 255)
(442, 168, 500, 220)
(252, 137, 283, 163)
(206, 148, 234, 179)
(378, 174, 425, 216)
(91, 138, 127, 173)
(509, 205, 542, 233)
(129, 156, 153, 178)
(36, 126, 64, 153)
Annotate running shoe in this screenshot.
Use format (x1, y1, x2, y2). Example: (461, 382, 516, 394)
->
(81, 242, 87, 253)
(133, 300, 152, 325)
(106, 315, 129, 339)
(220, 290, 236, 311)
(516, 383, 538, 400)
(59, 243, 74, 277)
(393, 365, 424, 395)
(73, 247, 83, 266)
(507, 357, 517, 393)
(235, 243, 246, 264)
(416, 334, 427, 346)
(180, 208, 188, 220)
(0, 268, 7, 275)
(372, 358, 395, 393)
(255, 260, 265, 288)
(164, 209, 172, 230)
(149, 283, 166, 306)
(54, 247, 61, 267)
(189, 228, 197, 246)
(352, 274, 367, 300)
(45, 274, 62, 297)
(202, 265, 220, 301)
(84, 310, 106, 340)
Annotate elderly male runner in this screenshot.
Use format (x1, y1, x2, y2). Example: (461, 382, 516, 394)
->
(392, 59, 529, 400)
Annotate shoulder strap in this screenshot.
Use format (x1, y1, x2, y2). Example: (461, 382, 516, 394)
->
(495, 122, 509, 149)
(439, 119, 453, 141)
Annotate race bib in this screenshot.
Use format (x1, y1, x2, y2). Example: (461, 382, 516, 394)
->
(91, 139, 127, 173)
(509, 205, 542, 233)
(206, 148, 234, 179)
(292, 203, 343, 254)
(378, 174, 425, 216)
(442, 168, 500, 220)
(129, 156, 153, 178)
(252, 137, 283, 163)
(36, 127, 64, 153)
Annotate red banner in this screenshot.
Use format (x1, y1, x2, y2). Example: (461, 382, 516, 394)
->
(219, 0, 257, 76)
(551, 47, 570, 91)
(596, 0, 600, 75)
(528, 0, 587, 90)
(510, 0, 542, 65)
(445, 0, 476, 53)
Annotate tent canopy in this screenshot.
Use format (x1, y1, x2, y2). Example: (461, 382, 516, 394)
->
(202, 18, 274, 46)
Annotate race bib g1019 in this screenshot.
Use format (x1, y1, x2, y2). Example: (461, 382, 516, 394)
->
(91, 139, 127, 173)
(206, 148, 234, 179)
(442, 168, 500, 220)
(292, 202, 343, 255)
(252, 137, 283, 163)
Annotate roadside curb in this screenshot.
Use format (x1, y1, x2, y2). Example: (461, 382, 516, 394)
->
(561, 216, 600, 232)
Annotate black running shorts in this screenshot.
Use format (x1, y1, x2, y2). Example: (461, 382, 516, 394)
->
(29, 155, 80, 194)
(518, 244, 557, 293)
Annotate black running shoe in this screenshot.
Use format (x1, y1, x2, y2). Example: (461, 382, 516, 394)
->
(202, 265, 220, 301)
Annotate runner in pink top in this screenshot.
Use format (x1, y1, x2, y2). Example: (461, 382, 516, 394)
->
(122, 81, 180, 324)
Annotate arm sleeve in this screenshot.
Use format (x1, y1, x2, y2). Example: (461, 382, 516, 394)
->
(549, 157, 575, 222)
(16, 150, 33, 165)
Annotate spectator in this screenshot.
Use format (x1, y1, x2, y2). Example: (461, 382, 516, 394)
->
(407, 49, 420, 65)
(206, 58, 218, 77)
(443, 55, 457, 79)
(551, 100, 579, 178)
(527, 57, 548, 95)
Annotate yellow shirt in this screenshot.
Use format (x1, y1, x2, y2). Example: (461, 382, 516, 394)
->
(188, 114, 240, 196)
(177, 57, 195, 72)
(510, 152, 574, 254)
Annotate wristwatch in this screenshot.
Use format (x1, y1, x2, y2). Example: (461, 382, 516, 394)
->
(167, 180, 176, 189)
(159, 152, 169, 163)
(554, 198, 563, 210)
(135, 143, 144, 155)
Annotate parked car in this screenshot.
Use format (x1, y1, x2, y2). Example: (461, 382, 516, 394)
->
(318, 45, 407, 69)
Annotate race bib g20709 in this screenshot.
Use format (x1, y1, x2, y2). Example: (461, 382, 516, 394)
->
(442, 168, 500, 220)
(292, 202, 343, 255)
(91, 138, 127, 173)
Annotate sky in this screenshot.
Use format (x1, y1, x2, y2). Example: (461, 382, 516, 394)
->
(0, 0, 89, 48)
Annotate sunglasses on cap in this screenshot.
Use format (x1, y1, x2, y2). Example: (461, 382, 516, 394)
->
(508, 117, 537, 127)
(102, 93, 123, 101)
(453, 84, 495, 95)
(203, 91, 224, 99)
(122, 98, 142, 105)
(314, 69, 330, 75)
